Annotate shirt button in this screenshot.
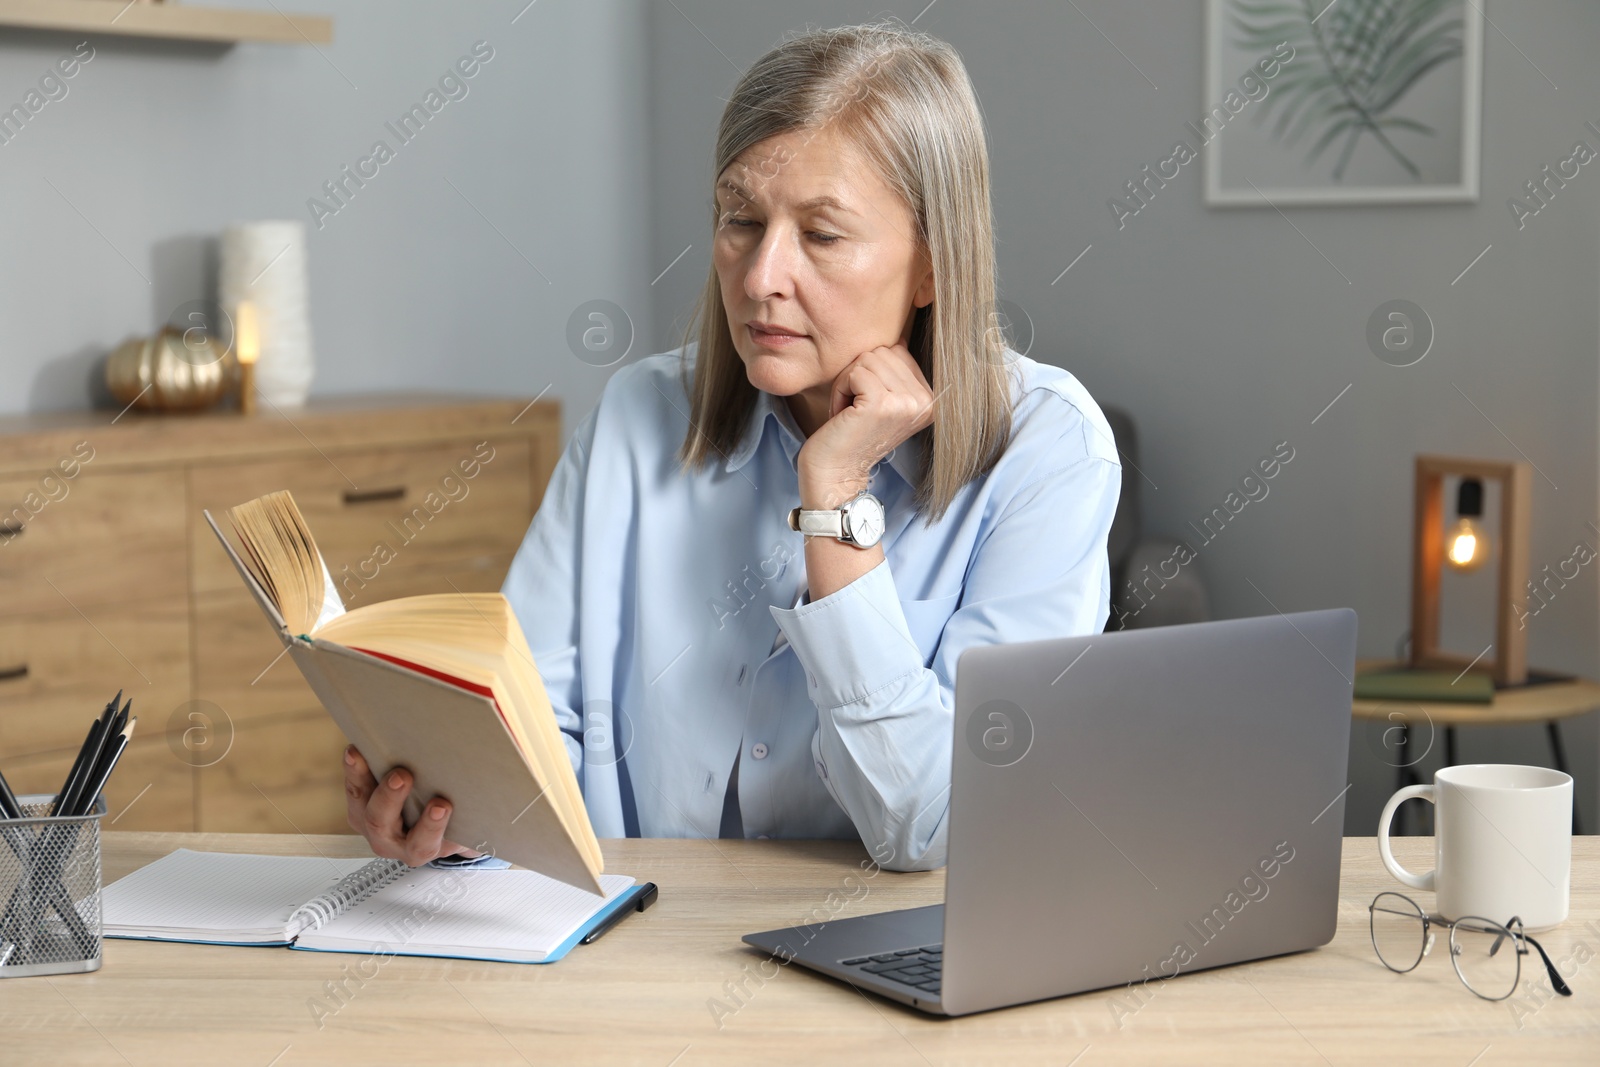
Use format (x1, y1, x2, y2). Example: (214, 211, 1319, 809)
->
(814, 759, 828, 779)
(736, 664, 748, 685)
(752, 742, 769, 760)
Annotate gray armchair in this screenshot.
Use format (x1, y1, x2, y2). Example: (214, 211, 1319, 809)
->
(1101, 405, 1210, 630)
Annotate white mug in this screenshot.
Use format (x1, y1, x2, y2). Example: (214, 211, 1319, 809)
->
(1378, 764, 1572, 931)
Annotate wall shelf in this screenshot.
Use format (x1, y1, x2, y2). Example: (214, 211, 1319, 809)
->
(0, 0, 331, 45)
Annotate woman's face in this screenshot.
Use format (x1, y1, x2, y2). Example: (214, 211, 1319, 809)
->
(713, 125, 934, 407)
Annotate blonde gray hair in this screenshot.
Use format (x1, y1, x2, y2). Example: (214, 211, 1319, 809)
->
(676, 19, 1012, 522)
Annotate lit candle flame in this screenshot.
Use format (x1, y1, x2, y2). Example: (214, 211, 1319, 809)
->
(236, 301, 259, 366)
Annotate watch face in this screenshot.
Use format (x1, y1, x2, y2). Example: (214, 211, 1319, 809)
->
(844, 494, 885, 548)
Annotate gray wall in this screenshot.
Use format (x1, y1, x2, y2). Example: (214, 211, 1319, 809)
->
(1, 0, 653, 425)
(644, 1, 1600, 832)
(3, 2, 1596, 832)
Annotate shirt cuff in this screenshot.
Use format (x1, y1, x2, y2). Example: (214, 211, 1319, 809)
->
(769, 558, 922, 709)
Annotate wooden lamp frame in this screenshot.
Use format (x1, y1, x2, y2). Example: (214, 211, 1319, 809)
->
(1410, 454, 1531, 686)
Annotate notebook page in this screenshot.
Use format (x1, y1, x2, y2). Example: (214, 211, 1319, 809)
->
(102, 849, 372, 942)
(307, 869, 636, 960)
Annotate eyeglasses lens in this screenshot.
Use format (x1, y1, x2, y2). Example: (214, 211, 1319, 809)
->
(1450, 917, 1520, 1001)
(1370, 892, 1427, 973)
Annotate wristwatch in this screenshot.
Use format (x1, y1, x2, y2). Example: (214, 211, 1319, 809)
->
(788, 490, 886, 549)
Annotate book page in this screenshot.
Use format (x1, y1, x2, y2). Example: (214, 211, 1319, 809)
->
(306, 869, 635, 959)
(227, 491, 325, 634)
(102, 850, 371, 941)
(315, 549, 346, 628)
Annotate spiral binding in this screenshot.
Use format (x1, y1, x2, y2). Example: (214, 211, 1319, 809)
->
(287, 858, 407, 936)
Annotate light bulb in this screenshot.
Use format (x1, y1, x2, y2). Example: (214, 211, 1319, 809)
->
(1445, 516, 1487, 572)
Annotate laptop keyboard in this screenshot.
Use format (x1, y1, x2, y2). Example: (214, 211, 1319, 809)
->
(840, 944, 942, 996)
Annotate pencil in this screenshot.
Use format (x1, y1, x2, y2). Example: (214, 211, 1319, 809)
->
(74, 715, 135, 818)
(0, 766, 22, 820)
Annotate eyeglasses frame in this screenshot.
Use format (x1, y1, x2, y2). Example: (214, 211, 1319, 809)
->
(1367, 891, 1572, 1002)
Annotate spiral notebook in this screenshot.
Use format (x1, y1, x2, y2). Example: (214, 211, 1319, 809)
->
(102, 850, 639, 964)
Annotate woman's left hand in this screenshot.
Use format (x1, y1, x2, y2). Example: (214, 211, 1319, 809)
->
(796, 343, 936, 509)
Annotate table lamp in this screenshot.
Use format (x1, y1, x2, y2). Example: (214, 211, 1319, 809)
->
(1409, 454, 1530, 686)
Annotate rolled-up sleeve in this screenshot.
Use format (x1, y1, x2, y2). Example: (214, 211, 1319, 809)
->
(769, 446, 1121, 872)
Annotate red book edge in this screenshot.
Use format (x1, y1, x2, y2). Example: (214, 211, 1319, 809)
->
(350, 646, 520, 750)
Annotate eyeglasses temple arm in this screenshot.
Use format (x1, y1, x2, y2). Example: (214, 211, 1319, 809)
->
(1522, 935, 1572, 997)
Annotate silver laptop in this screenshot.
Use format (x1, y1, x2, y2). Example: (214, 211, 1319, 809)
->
(743, 608, 1357, 1016)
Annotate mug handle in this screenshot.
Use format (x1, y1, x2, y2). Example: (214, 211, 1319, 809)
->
(1378, 784, 1436, 891)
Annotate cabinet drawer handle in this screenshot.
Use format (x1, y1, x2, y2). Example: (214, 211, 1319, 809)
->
(342, 487, 406, 505)
(0, 664, 27, 682)
(0, 519, 22, 539)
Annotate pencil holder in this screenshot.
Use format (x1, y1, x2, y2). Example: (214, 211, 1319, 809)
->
(0, 793, 107, 978)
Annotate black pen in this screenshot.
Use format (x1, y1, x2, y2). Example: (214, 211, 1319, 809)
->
(580, 882, 658, 945)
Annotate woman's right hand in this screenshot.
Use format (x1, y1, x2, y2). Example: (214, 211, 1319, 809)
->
(343, 744, 481, 866)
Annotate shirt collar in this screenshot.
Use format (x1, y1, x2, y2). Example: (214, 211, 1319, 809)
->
(723, 387, 801, 471)
(724, 388, 924, 488)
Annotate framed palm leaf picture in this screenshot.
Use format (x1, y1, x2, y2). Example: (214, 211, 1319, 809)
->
(1204, 0, 1483, 205)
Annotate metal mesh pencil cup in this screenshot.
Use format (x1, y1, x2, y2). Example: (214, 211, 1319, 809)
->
(0, 793, 107, 978)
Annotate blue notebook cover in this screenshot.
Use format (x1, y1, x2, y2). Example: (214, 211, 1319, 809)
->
(288, 881, 646, 964)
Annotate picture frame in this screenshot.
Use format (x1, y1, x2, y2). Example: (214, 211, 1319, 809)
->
(1203, 0, 1484, 206)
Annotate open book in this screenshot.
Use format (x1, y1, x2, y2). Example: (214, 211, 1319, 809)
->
(208, 490, 601, 894)
(102, 849, 639, 964)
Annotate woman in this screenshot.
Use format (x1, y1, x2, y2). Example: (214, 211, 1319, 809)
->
(344, 21, 1120, 873)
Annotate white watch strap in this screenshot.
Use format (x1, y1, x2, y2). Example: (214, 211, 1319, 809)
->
(796, 508, 846, 539)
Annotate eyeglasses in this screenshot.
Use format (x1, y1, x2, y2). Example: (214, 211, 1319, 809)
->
(1368, 891, 1573, 1001)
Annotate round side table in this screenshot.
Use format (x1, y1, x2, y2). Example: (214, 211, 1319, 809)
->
(1352, 659, 1599, 834)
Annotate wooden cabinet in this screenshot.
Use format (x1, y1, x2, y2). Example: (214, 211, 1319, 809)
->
(194, 710, 352, 835)
(0, 732, 195, 831)
(0, 396, 558, 834)
(0, 466, 188, 615)
(0, 599, 190, 756)
(187, 438, 532, 602)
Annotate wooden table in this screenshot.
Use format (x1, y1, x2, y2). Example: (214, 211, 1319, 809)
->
(6, 833, 1598, 1065)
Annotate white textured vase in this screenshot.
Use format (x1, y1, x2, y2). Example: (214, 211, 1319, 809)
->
(219, 220, 315, 407)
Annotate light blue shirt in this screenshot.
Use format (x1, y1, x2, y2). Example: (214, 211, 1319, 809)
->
(501, 342, 1121, 871)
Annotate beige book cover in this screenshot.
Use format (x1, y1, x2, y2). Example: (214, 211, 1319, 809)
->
(202, 497, 602, 895)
